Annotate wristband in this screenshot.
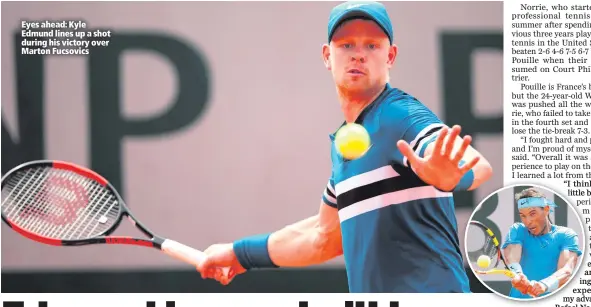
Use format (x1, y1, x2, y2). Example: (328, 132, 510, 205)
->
(453, 160, 474, 192)
(508, 262, 523, 275)
(453, 170, 474, 192)
(540, 275, 559, 293)
(233, 233, 278, 270)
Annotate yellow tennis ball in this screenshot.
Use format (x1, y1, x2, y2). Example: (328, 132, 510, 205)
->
(335, 123, 371, 160)
(477, 255, 491, 268)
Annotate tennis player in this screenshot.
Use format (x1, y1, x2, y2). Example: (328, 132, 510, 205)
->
(196, 1, 493, 293)
(502, 187, 582, 299)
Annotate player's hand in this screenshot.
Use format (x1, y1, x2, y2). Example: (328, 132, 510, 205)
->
(397, 125, 479, 192)
(196, 243, 246, 286)
(527, 281, 548, 297)
(511, 273, 532, 295)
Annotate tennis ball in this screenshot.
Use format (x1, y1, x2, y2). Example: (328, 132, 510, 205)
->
(477, 255, 491, 268)
(335, 123, 371, 160)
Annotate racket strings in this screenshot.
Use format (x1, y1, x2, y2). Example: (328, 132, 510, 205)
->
(3, 167, 83, 231)
(23, 171, 87, 233)
(1, 167, 121, 240)
(47, 182, 107, 239)
(467, 226, 500, 268)
(481, 235, 500, 264)
(61, 187, 118, 240)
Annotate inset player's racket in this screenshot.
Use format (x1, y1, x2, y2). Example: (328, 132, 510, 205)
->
(466, 220, 515, 278)
(1, 160, 225, 273)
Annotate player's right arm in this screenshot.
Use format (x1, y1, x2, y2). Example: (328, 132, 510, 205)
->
(267, 200, 343, 266)
(267, 178, 343, 266)
(503, 243, 522, 266)
(197, 193, 342, 285)
(501, 223, 530, 294)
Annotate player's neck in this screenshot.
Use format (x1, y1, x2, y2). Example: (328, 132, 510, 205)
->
(539, 220, 552, 235)
(337, 86, 384, 123)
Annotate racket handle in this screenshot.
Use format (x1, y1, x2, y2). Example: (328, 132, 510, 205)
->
(161, 239, 206, 266)
(160, 239, 231, 276)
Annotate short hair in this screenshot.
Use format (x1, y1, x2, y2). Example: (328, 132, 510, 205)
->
(515, 187, 545, 201)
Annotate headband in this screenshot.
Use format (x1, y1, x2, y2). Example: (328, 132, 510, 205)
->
(517, 197, 557, 212)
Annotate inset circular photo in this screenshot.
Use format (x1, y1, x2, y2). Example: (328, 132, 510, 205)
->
(465, 184, 585, 301)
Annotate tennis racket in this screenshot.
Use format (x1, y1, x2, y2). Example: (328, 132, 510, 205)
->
(466, 220, 515, 278)
(1, 160, 227, 274)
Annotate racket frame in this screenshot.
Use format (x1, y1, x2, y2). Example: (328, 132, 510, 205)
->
(474, 268, 516, 278)
(1, 160, 164, 249)
(468, 220, 513, 277)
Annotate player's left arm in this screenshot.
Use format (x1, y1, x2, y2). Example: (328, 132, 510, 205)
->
(528, 229, 582, 296)
(528, 250, 579, 297)
(394, 101, 493, 192)
(420, 127, 493, 191)
(554, 250, 578, 287)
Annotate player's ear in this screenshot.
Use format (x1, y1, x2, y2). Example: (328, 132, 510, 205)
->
(322, 43, 331, 70)
(387, 44, 398, 67)
(543, 206, 550, 215)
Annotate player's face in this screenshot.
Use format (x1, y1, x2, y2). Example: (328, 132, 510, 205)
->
(518, 207, 549, 236)
(323, 19, 396, 95)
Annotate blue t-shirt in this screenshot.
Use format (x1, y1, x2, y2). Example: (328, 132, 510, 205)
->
(321, 83, 470, 293)
(502, 223, 582, 299)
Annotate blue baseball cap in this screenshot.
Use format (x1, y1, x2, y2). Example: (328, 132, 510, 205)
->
(327, 1, 394, 44)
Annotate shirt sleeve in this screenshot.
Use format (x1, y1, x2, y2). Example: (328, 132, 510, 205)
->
(502, 223, 525, 249)
(383, 98, 445, 167)
(399, 104, 445, 168)
(560, 228, 583, 256)
(321, 176, 337, 208)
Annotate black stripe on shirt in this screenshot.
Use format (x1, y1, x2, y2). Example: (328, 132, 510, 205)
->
(336, 164, 428, 210)
(412, 126, 443, 152)
(326, 187, 336, 198)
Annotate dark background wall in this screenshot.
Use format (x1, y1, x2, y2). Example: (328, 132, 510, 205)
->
(4, 267, 492, 293)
